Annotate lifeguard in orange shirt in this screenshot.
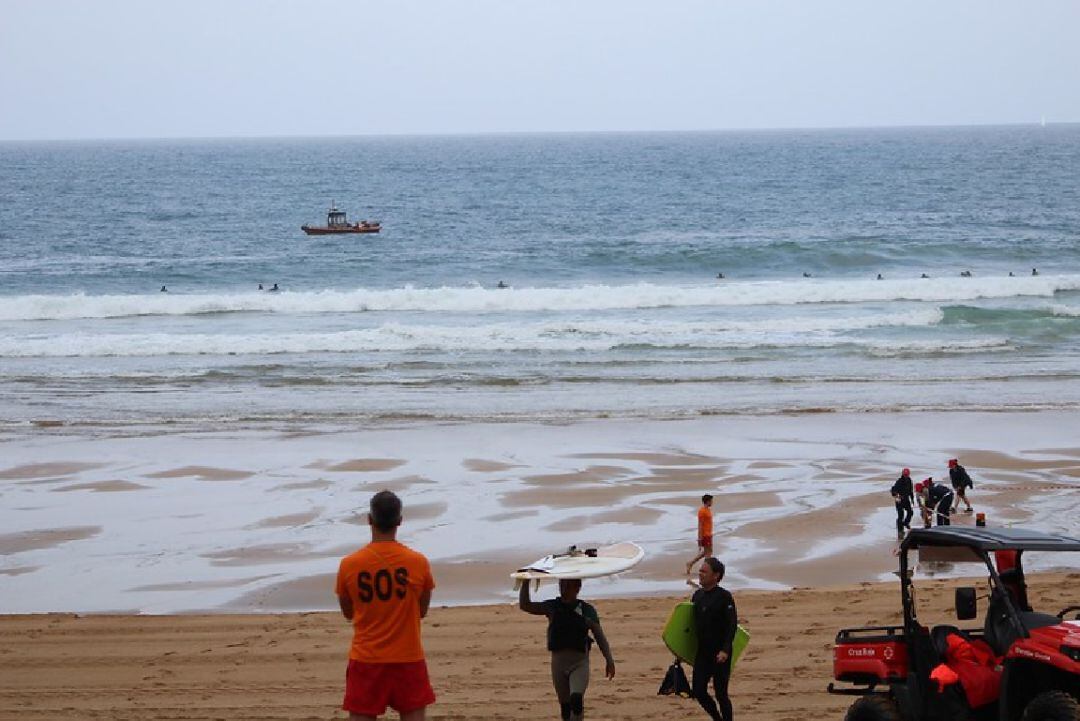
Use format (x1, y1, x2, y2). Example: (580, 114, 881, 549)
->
(336, 490, 436, 720)
(686, 494, 715, 575)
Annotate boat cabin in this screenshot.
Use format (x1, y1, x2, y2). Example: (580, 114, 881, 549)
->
(327, 206, 350, 227)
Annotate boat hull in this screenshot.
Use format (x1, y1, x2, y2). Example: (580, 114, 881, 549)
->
(300, 224, 381, 235)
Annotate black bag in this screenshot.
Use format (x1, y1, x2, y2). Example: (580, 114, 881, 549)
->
(657, 659, 694, 698)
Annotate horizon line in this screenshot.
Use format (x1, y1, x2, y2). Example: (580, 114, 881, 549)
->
(1, 119, 1077, 144)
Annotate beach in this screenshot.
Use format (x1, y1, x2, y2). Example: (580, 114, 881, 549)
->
(2, 129, 1080, 719)
(3, 412, 1080, 615)
(2, 411, 1079, 719)
(1, 412, 1078, 615)
(2, 572, 1077, 721)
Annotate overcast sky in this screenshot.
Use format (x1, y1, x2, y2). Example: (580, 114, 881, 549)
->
(2, 0, 1078, 140)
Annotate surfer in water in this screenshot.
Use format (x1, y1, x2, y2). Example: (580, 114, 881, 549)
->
(519, 579, 616, 721)
(686, 494, 715, 575)
(691, 558, 738, 721)
(335, 491, 437, 720)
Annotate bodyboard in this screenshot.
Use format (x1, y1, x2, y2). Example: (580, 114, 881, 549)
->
(662, 601, 749, 668)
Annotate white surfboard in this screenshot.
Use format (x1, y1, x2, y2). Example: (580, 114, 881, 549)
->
(510, 542, 644, 585)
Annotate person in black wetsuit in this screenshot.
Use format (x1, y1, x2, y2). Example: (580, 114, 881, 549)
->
(691, 557, 737, 721)
(890, 468, 914, 538)
(519, 578, 616, 721)
(948, 458, 974, 513)
(925, 477, 955, 526)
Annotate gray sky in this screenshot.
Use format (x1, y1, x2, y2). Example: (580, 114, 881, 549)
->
(2, 0, 1079, 140)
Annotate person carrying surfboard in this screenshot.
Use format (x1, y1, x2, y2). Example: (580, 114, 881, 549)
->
(691, 557, 738, 721)
(519, 578, 616, 721)
(335, 490, 436, 721)
(686, 494, 715, 575)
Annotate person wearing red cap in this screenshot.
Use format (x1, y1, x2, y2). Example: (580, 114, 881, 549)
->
(925, 477, 955, 526)
(948, 459, 974, 513)
(890, 468, 914, 539)
(914, 482, 931, 528)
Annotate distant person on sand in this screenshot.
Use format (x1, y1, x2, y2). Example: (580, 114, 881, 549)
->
(519, 578, 616, 721)
(890, 468, 914, 539)
(691, 558, 738, 721)
(686, 494, 714, 574)
(948, 458, 974, 513)
(335, 491, 436, 721)
(925, 477, 954, 527)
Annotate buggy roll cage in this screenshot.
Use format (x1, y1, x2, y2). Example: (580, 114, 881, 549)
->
(897, 527, 1080, 646)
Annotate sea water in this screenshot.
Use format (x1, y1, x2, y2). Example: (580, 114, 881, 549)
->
(2, 126, 1080, 428)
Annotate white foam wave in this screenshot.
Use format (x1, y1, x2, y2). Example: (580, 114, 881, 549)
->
(0, 310, 960, 358)
(1051, 304, 1080, 317)
(2, 275, 1078, 320)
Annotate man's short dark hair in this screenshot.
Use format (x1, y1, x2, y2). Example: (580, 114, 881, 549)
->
(369, 490, 402, 532)
(702, 494, 714, 505)
(703, 557, 725, 580)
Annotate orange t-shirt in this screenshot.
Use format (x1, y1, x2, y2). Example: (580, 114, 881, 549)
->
(335, 541, 435, 663)
(697, 505, 713, 540)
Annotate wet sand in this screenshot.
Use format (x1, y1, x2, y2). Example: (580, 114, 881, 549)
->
(0, 573, 1075, 721)
(2, 413, 1080, 613)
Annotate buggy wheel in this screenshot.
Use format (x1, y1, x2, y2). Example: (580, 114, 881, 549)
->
(1021, 691, 1080, 721)
(844, 695, 902, 721)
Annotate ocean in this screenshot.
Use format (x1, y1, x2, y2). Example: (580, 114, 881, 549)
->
(2, 125, 1080, 429)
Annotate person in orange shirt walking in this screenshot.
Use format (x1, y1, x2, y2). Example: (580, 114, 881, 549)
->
(686, 494, 715, 575)
(335, 490, 436, 721)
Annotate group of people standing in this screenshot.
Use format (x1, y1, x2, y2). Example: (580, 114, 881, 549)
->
(890, 459, 975, 537)
(335, 490, 738, 721)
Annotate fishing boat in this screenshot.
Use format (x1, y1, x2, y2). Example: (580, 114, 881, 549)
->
(301, 204, 381, 235)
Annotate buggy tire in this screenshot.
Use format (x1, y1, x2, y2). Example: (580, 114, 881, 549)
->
(1021, 691, 1080, 721)
(844, 695, 902, 721)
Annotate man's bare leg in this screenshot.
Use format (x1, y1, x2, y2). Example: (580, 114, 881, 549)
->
(686, 548, 708, 575)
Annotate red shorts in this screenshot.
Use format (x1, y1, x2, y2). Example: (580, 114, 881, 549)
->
(343, 659, 436, 716)
(699, 537, 713, 551)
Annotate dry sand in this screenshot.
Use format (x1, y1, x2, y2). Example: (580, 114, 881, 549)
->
(1, 573, 1076, 721)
